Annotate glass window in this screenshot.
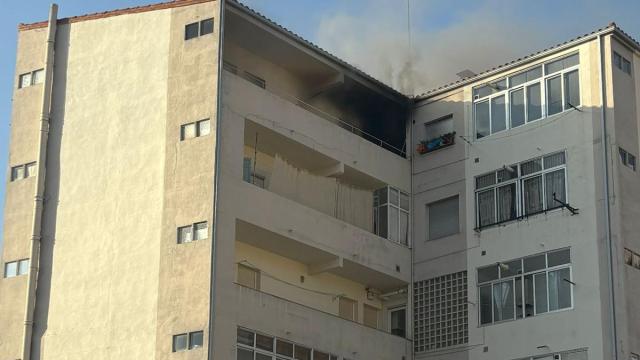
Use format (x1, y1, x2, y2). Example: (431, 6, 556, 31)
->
(237, 348, 253, 360)
(189, 331, 204, 349)
(17, 259, 29, 275)
(547, 75, 563, 116)
(173, 334, 188, 352)
(491, 95, 506, 133)
(276, 340, 293, 357)
(479, 285, 492, 324)
(294, 345, 311, 360)
(476, 172, 496, 189)
(256, 333, 274, 352)
(545, 58, 564, 74)
(255, 353, 271, 360)
(545, 169, 566, 209)
(427, 196, 459, 240)
(524, 274, 535, 317)
(544, 152, 566, 168)
(237, 328, 254, 346)
(501, 259, 523, 278)
(564, 70, 580, 108)
(194, 222, 208, 240)
(200, 18, 214, 36)
(522, 176, 543, 215)
(478, 265, 499, 283)
(198, 119, 211, 136)
(614, 52, 622, 69)
(388, 207, 399, 243)
(475, 101, 490, 139)
(477, 189, 495, 227)
(390, 307, 406, 337)
(510, 88, 525, 128)
(515, 277, 523, 319)
(534, 273, 548, 314)
(524, 254, 546, 273)
(177, 225, 193, 244)
(509, 72, 527, 88)
(497, 183, 516, 223)
(492, 280, 514, 321)
(32, 69, 45, 84)
(526, 82, 543, 122)
(19, 72, 32, 88)
(623, 58, 632, 75)
(185, 22, 199, 40)
(4, 261, 18, 278)
(548, 268, 572, 311)
(547, 248, 571, 267)
(25, 162, 37, 178)
(11, 165, 24, 181)
(521, 158, 542, 175)
(181, 123, 197, 140)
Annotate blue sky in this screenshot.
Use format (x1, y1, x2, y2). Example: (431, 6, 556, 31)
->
(1, 0, 640, 248)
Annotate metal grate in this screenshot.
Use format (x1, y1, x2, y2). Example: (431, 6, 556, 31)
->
(413, 271, 468, 353)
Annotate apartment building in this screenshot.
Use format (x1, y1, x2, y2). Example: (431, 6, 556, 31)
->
(0, 1, 638, 360)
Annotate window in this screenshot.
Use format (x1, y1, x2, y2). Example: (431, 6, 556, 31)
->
(427, 196, 459, 240)
(389, 307, 406, 338)
(619, 147, 637, 171)
(413, 271, 468, 352)
(374, 186, 410, 245)
(242, 71, 266, 89)
(624, 248, 640, 270)
(173, 331, 203, 352)
(338, 297, 357, 321)
(614, 51, 632, 75)
(473, 53, 580, 139)
(363, 304, 380, 329)
(419, 114, 456, 153)
(237, 263, 260, 290)
(478, 248, 572, 326)
(4, 259, 29, 278)
(18, 69, 44, 88)
(243, 158, 266, 188)
(180, 119, 210, 140)
(10, 162, 37, 182)
(237, 328, 338, 360)
(177, 221, 208, 244)
(184, 18, 214, 40)
(475, 151, 567, 229)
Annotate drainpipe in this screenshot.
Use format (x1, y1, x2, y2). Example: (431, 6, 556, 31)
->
(208, 0, 225, 359)
(21, 4, 57, 360)
(408, 105, 415, 360)
(598, 33, 619, 360)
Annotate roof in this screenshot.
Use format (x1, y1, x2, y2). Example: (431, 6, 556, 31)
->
(416, 23, 640, 100)
(18, 0, 408, 101)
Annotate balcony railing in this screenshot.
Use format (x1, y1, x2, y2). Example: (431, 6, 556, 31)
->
(225, 69, 406, 157)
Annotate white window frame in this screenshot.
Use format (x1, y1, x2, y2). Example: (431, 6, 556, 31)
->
(236, 327, 339, 360)
(177, 221, 208, 244)
(373, 186, 410, 246)
(474, 151, 568, 229)
(473, 53, 580, 140)
(477, 248, 573, 326)
(172, 330, 203, 352)
(180, 119, 210, 141)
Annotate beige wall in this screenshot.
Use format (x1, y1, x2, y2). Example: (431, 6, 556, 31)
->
(0, 25, 48, 359)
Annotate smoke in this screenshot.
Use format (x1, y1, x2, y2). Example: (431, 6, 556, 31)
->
(314, 0, 638, 96)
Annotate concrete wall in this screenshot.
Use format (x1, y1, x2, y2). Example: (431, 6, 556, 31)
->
(0, 24, 48, 360)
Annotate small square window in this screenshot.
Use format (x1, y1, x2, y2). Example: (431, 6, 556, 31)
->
(177, 225, 193, 244)
(181, 123, 197, 140)
(194, 222, 208, 240)
(623, 58, 632, 75)
(32, 69, 45, 85)
(614, 52, 622, 69)
(237, 328, 254, 346)
(25, 162, 37, 178)
(197, 119, 211, 137)
(189, 331, 203, 349)
(173, 333, 188, 352)
(11, 165, 25, 181)
(185, 22, 199, 40)
(18, 259, 30, 275)
(200, 18, 214, 36)
(19, 72, 32, 88)
(255, 333, 273, 352)
(4, 261, 18, 278)
(276, 339, 294, 356)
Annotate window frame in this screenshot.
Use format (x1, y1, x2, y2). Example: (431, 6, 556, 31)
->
(10, 162, 37, 182)
(477, 248, 573, 326)
(388, 305, 407, 338)
(177, 221, 208, 244)
(3, 259, 29, 278)
(180, 119, 211, 141)
(184, 18, 215, 40)
(18, 69, 45, 89)
(373, 186, 410, 246)
(172, 330, 204, 352)
(427, 195, 460, 241)
(236, 327, 339, 360)
(473, 53, 580, 140)
(474, 151, 568, 229)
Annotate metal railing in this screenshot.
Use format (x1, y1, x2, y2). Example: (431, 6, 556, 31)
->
(225, 70, 406, 157)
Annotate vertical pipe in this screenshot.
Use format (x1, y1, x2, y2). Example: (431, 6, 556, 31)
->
(598, 33, 619, 360)
(208, 0, 225, 359)
(21, 4, 57, 360)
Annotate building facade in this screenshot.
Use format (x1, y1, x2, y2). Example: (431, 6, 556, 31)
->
(0, 1, 638, 360)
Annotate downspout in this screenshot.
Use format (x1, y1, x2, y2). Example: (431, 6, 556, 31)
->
(598, 33, 619, 360)
(21, 4, 57, 360)
(408, 106, 415, 360)
(208, 0, 225, 359)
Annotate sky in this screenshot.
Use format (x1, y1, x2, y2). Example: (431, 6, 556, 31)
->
(1, 0, 640, 248)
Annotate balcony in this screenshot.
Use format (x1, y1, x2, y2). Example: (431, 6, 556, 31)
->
(234, 284, 411, 359)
